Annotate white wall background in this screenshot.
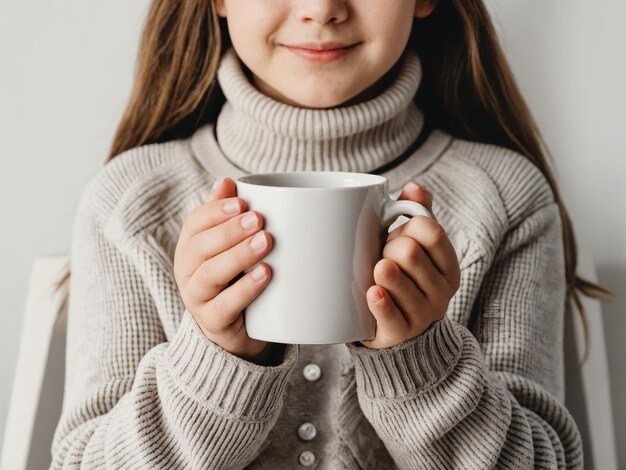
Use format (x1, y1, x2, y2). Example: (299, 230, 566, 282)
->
(484, 2, 626, 465)
(1, 0, 624, 467)
(0, 0, 153, 465)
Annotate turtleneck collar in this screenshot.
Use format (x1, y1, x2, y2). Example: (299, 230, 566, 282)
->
(213, 46, 425, 174)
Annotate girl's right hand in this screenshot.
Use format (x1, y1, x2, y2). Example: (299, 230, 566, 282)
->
(173, 176, 277, 365)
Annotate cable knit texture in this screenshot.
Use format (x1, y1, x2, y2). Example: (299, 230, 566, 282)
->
(51, 46, 583, 469)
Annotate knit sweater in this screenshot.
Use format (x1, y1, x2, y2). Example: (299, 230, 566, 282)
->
(51, 46, 583, 469)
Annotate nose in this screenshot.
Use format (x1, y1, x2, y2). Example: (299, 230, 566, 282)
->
(295, 0, 348, 25)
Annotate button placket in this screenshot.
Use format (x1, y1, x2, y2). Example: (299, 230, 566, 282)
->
(296, 355, 323, 467)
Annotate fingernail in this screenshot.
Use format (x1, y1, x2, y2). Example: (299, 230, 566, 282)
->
(241, 212, 258, 230)
(368, 289, 383, 303)
(250, 231, 267, 250)
(251, 264, 267, 281)
(212, 176, 226, 191)
(222, 199, 240, 213)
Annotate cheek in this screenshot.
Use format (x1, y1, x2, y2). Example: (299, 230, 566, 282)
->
(363, 0, 415, 54)
(224, 0, 284, 55)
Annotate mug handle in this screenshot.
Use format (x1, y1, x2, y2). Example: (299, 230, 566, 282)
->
(380, 197, 432, 229)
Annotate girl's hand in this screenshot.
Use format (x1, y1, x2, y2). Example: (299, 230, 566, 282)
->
(359, 182, 462, 350)
(173, 177, 282, 365)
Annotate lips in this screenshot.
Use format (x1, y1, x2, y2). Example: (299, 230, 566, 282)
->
(287, 42, 357, 51)
(284, 42, 360, 63)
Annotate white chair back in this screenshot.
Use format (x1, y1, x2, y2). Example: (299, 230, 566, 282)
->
(1, 257, 69, 470)
(564, 247, 618, 469)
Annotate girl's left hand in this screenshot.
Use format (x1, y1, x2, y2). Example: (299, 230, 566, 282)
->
(359, 182, 462, 350)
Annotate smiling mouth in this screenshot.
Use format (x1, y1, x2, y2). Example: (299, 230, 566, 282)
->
(283, 43, 360, 63)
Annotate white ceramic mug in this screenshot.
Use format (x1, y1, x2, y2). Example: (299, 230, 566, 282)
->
(235, 171, 431, 345)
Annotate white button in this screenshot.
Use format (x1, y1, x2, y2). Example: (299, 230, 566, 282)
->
(299, 450, 316, 466)
(298, 422, 317, 441)
(303, 363, 321, 381)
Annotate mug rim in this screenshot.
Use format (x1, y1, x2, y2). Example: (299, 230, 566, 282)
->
(236, 170, 387, 191)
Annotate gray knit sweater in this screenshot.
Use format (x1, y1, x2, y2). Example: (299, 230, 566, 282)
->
(51, 46, 583, 469)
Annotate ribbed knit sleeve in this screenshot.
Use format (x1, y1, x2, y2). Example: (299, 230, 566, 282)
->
(345, 195, 583, 468)
(50, 191, 298, 469)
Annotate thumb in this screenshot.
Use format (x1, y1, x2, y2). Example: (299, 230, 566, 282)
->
(399, 181, 436, 220)
(206, 176, 236, 203)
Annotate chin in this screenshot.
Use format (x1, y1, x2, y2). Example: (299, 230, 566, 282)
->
(280, 88, 355, 110)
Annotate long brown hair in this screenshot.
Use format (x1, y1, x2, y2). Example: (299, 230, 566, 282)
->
(53, 0, 614, 365)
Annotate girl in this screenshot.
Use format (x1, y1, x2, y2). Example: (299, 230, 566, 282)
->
(51, 0, 611, 468)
